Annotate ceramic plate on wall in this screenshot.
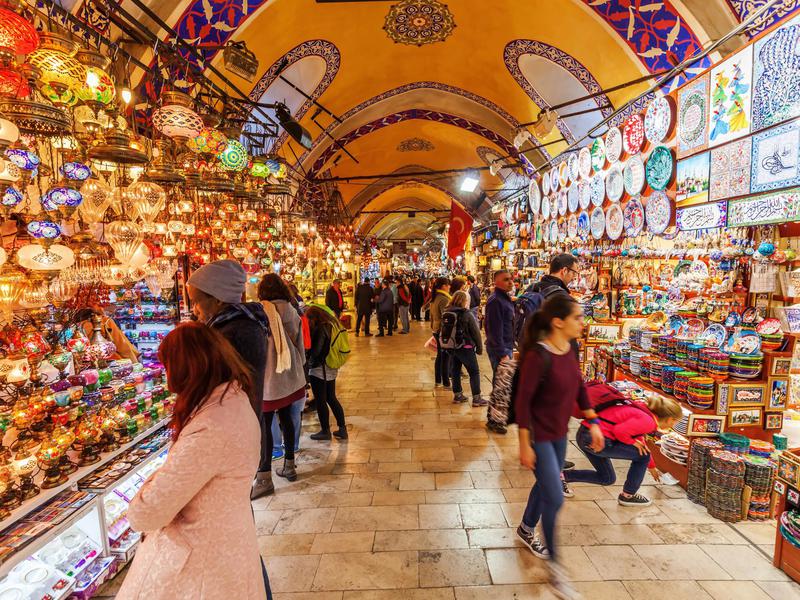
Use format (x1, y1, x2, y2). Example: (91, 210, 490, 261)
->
(529, 179, 541, 215)
(542, 171, 551, 196)
(605, 163, 624, 202)
(577, 210, 590, 240)
(578, 147, 592, 179)
(623, 154, 646, 196)
(590, 206, 606, 239)
(558, 219, 567, 242)
(550, 220, 559, 244)
(568, 153, 580, 183)
(590, 173, 605, 207)
(550, 167, 560, 193)
(606, 203, 624, 240)
(567, 213, 578, 238)
(557, 189, 568, 216)
(645, 96, 673, 144)
(541, 195, 551, 220)
(579, 179, 591, 210)
(558, 161, 569, 187)
(645, 145, 674, 191)
(591, 137, 606, 172)
(645, 191, 672, 235)
(623, 197, 645, 236)
(623, 114, 645, 155)
(567, 184, 580, 213)
(606, 126, 623, 163)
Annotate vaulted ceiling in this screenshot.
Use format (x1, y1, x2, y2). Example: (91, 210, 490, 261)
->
(86, 0, 799, 240)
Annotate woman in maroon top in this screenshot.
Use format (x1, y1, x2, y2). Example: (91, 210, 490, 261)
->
(514, 295, 604, 598)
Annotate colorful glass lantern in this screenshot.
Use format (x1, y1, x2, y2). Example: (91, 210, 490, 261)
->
(0, 68, 29, 99)
(0, 7, 39, 55)
(5, 148, 38, 171)
(41, 83, 78, 107)
(59, 162, 91, 181)
(266, 157, 288, 179)
(79, 177, 113, 222)
(0, 264, 25, 316)
(105, 220, 143, 264)
(42, 186, 83, 217)
(27, 33, 85, 98)
(217, 139, 247, 171)
(187, 126, 227, 154)
(16, 243, 75, 274)
(152, 93, 204, 141)
(1, 185, 21, 209)
(27, 220, 62, 241)
(74, 49, 115, 106)
(250, 161, 269, 177)
(127, 180, 166, 223)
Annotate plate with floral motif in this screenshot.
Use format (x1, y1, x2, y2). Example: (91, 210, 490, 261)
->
(645, 96, 673, 144)
(542, 171, 551, 196)
(549, 220, 559, 244)
(591, 137, 606, 172)
(578, 147, 592, 179)
(645, 191, 672, 235)
(623, 197, 645, 237)
(557, 189, 568, 216)
(589, 173, 605, 207)
(558, 219, 567, 242)
(567, 213, 578, 238)
(541, 195, 551, 220)
(623, 114, 645, 155)
(606, 126, 623, 163)
(568, 153, 580, 183)
(567, 184, 580, 213)
(577, 210, 590, 240)
(605, 163, 624, 202)
(590, 206, 606, 240)
(579, 179, 591, 210)
(558, 161, 569, 187)
(528, 179, 541, 215)
(623, 154, 646, 196)
(550, 167, 560, 193)
(645, 145, 674, 191)
(605, 203, 624, 240)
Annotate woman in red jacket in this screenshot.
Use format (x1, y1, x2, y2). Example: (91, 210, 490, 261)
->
(564, 388, 682, 506)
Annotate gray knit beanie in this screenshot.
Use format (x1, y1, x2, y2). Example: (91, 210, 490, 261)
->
(187, 259, 246, 304)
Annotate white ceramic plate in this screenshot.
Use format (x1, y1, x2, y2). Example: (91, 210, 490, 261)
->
(567, 213, 578, 238)
(542, 171, 551, 196)
(590, 173, 605, 207)
(568, 153, 579, 183)
(645, 95, 673, 144)
(645, 191, 672, 235)
(591, 206, 606, 240)
(557, 190, 568, 216)
(578, 147, 592, 180)
(605, 163, 624, 202)
(623, 154, 646, 196)
(541, 195, 551, 220)
(528, 179, 541, 215)
(606, 126, 623, 163)
(606, 203, 624, 240)
(567, 184, 579, 213)
(578, 179, 591, 210)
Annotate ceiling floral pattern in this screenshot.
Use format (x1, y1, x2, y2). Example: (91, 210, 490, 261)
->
(725, 0, 800, 36)
(383, 0, 456, 46)
(397, 137, 435, 151)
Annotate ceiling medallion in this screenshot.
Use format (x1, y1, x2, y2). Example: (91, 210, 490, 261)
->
(383, 0, 456, 47)
(397, 137, 435, 152)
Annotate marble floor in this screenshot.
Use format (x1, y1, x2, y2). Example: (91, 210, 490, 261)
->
(104, 319, 799, 599)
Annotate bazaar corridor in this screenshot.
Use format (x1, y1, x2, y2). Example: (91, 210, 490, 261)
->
(93, 321, 797, 600)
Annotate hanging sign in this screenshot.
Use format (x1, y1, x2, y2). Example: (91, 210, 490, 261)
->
(727, 188, 800, 227)
(676, 201, 728, 231)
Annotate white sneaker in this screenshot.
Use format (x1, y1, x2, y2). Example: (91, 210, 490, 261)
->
(548, 561, 581, 600)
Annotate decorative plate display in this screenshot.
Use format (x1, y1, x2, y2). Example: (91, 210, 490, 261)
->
(645, 191, 672, 235)
(756, 317, 782, 335)
(558, 219, 567, 242)
(622, 114, 645, 155)
(645, 96, 673, 144)
(549, 220, 559, 244)
(605, 203, 624, 240)
(645, 145, 674, 191)
(568, 153, 580, 183)
(623, 197, 645, 236)
(567, 184, 580, 213)
(558, 160, 569, 187)
(685, 317, 705, 337)
(567, 213, 578, 238)
(591, 137, 606, 172)
(577, 210, 590, 240)
(665, 314, 686, 336)
(742, 307, 758, 324)
(726, 328, 761, 354)
(541, 195, 551, 220)
(590, 206, 606, 240)
(605, 163, 624, 202)
(589, 173, 605, 207)
(623, 154, 646, 196)
(578, 147, 592, 179)
(557, 190, 568, 216)
(725, 311, 742, 327)
(700, 323, 727, 348)
(550, 167, 560, 193)
(529, 179, 541, 215)
(578, 179, 591, 210)
(605, 126, 623, 164)
(542, 171, 551, 196)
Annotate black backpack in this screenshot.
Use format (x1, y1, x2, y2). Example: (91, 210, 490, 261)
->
(439, 309, 466, 350)
(513, 284, 564, 348)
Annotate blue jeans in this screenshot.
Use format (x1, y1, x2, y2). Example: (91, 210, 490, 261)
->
(522, 437, 567, 560)
(565, 425, 651, 495)
(450, 348, 481, 396)
(272, 395, 305, 453)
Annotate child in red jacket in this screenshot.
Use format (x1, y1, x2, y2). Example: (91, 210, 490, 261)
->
(565, 387, 682, 506)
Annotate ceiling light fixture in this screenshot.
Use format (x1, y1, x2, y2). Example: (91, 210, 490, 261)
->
(460, 172, 479, 193)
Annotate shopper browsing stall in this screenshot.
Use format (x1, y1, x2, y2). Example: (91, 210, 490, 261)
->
(429, 277, 452, 388)
(441, 291, 486, 407)
(116, 323, 265, 600)
(306, 306, 348, 440)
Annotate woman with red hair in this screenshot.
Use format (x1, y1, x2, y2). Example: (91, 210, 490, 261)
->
(116, 322, 267, 600)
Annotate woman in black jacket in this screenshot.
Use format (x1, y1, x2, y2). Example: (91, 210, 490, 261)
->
(306, 306, 347, 441)
(443, 291, 486, 407)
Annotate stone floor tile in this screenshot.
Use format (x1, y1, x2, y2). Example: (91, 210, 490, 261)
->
(268, 494, 325, 510)
(484, 548, 551, 584)
(435, 472, 474, 489)
(266, 555, 322, 593)
(259, 533, 316, 556)
(699, 545, 789, 581)
(373, 529, 469, 551)
(273, 593, 343, 600)
(273, 508, 338, 535)
(557, 501, 614, 525)
(331, 505, 419, 532)
(572, 581, 633, 600)
(733, 521, 782, 546)
(648, 523, 748, 544)
(318, 492, 374, 507)
(756, 581, 800, 599)
(419, 549, 492, 587)
(412, 447, 456, 462)
(453, 584, 557, 599)
(255, 510, 285, 535)
(419, 503, 462, 529)
(699, 580, 773, 599)
(310, 532, 375, 554)
(632, 544, 731, 580)
(590, 524, 663, 545)
(376, 462, 424, 473)
(467, 528, 525, 549)
(594, 500, 673, 525)
(468, 471, 511, 489)
(349, 473, 401, 492)
(399, 472, 436, 490)
(623, 580, 713, 599)
(312, 551, 418, 591)
(344, 589, 455, 600)
(425, 489, 505, 504)
(654, 499, 722, 523)
(459, 503, 508, 528)
(371, 490, 426, 505)
(584, 545, 656, 580)
(369, 448, 413, 462)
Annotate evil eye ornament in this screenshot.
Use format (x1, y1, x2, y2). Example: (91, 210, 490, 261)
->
(757, 241, 775, 256)
(5, 148, 39, 171)
(59, 162, 92, 181)
(27, 220, 61, 239)
(2, 186, 22, 207)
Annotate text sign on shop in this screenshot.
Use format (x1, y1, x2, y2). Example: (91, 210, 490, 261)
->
(727, 189, 800, 227)
(676, 201, 728, 231)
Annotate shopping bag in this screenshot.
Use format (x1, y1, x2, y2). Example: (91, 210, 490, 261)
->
(424, 336, 437, 355)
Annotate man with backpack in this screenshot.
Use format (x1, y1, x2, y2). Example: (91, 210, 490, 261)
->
(440, 291, 486, 407)
(484, 270, 515, 377)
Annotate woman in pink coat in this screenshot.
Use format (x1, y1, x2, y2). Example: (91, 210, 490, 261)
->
(116, 322, 266, 600)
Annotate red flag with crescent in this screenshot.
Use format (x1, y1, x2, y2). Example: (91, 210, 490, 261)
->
(447, 202, 473, 260)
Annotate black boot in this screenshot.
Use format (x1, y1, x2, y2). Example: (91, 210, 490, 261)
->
(310, 430, 332, 440)
(333, 426, 348, 440)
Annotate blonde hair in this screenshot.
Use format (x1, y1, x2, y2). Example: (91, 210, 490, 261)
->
(646, 396, 682, 421)
(448, 290, 470, 309)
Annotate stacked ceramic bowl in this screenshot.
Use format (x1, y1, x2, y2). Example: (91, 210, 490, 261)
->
(706, 449, 746, 522)
(699, 349, 729, 382)
(728, 353, 763, 379)
(674, 370, 699, 401)
(661, 365, 683, 394)
(661, 432, 690, 464)
(759, 332, 784, 351)
(687, 376, 715, 409)
(641, 330, 655, 352)
(720, 432, 751, 455)
(630, 351, 647, 376)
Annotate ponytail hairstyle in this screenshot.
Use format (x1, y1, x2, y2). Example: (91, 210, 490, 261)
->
(645, 395, 683, 426)
(448, 290, 469, 308)
(520, 294, 579, 355)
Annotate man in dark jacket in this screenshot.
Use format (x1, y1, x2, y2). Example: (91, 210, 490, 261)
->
(410, 277, 424, 321)
(484, 270, 515, 376)
(376, 279, 395, 337)
(467, 275, 481, 317)
(325, 279, 345, 318)
(531, 253, 577, 298)
(355, 278, 374, 337)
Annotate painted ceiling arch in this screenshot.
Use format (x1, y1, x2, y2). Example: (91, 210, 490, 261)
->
(356, 196, 449, 236)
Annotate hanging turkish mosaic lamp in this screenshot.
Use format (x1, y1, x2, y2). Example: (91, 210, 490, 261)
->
(127, 179, 166, 223)
(152, 91, 203, 142)
(0, 5, 39, 56)
(41, 186, 82, 218)
(59, 161, 91, 182)
(1, 184, 21, 216)
(78, 176, 112, 223)
(27, 32, 85, 103)
(0, 68, 29, 99)
(5, 148, 38, 172)
(187, 126, 227, 154)
(16, 243, 75, 279)
(104, 220, 143, 264)
(26, 220, 62, 247)
(217, 138, 248, 171)
(74, 49, 115, 108)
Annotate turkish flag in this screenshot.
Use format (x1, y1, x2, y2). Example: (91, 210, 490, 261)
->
(447, 202, 473, 260)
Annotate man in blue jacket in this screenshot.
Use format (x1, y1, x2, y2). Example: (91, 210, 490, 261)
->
(484, 270, 515, 377)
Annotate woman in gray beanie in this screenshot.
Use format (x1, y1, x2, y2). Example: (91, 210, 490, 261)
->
(186, 260, 270, 416)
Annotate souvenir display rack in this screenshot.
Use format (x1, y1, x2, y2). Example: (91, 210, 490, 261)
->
(114, 281, 181, 364)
